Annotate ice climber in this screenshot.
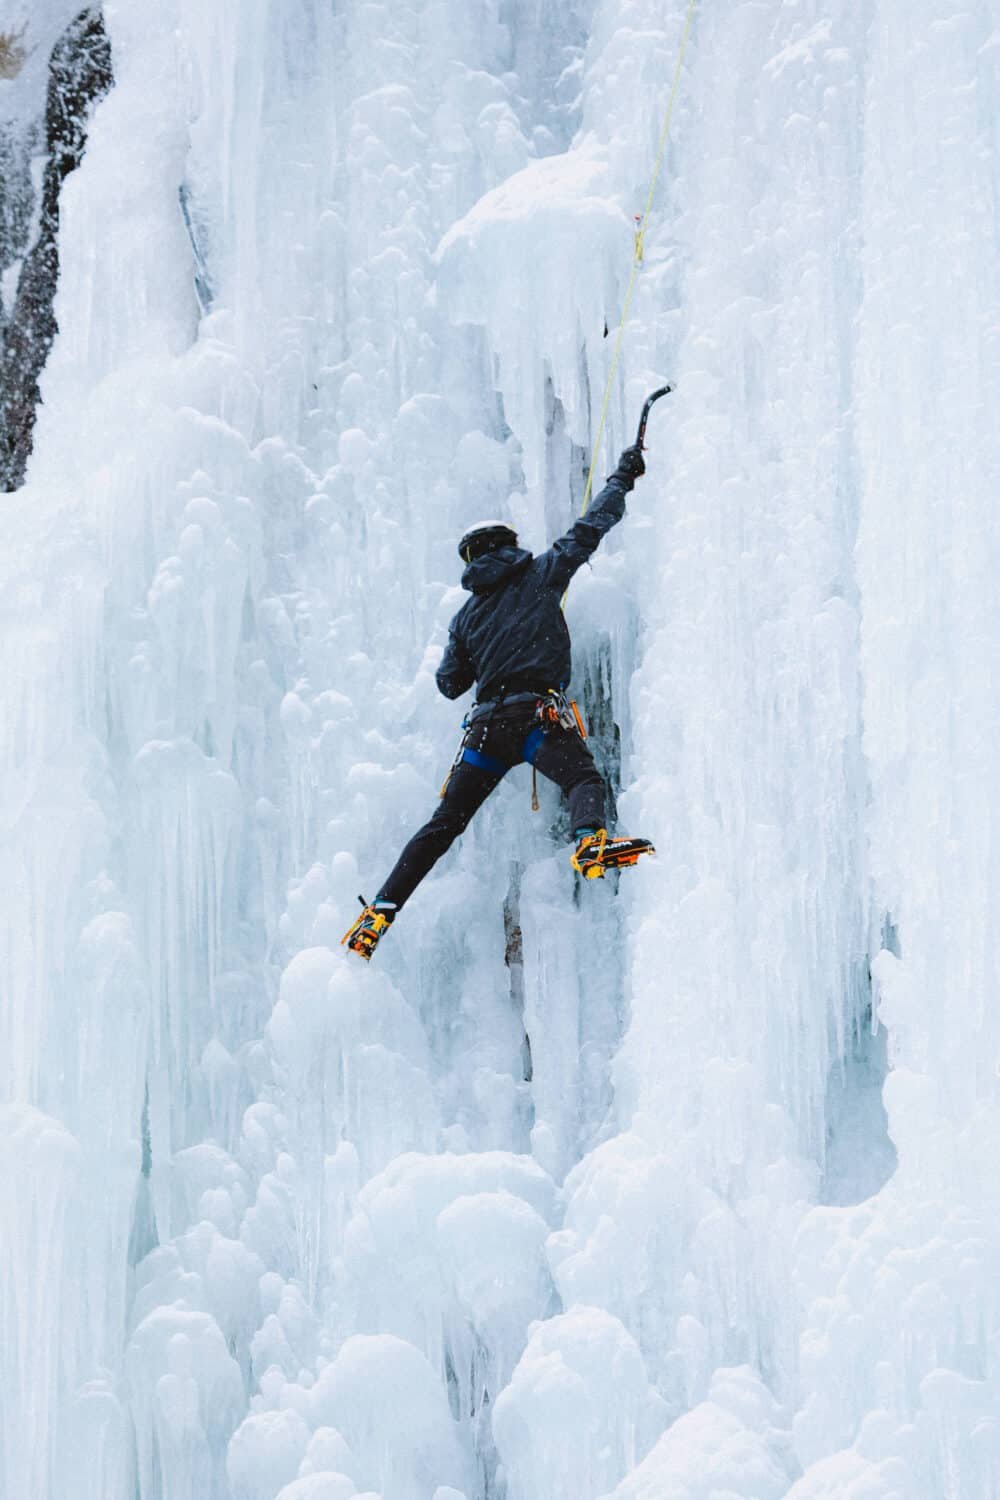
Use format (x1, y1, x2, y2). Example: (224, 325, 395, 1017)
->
(343, 442, 654, 959)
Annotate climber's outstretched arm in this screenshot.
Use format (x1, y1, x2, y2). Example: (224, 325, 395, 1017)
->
(539, 446, 645, 594)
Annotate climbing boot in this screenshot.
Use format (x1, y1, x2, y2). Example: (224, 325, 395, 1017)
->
(570, 828, 655, 880)
(341, 899, 396, 960)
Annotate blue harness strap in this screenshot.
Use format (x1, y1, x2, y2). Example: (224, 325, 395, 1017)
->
(462, 746, 508, 777)
(521, 726, 546, 765)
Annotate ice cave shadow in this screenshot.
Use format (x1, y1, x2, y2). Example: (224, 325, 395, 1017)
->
(819, 1000, 897, 1207)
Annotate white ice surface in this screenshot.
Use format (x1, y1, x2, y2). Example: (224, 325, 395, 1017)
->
(2, 0, 999, 1497)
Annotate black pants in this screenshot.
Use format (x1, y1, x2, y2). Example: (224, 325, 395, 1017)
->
(376, 706, 606, 910)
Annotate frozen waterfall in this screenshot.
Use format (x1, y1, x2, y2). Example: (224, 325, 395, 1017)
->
(2, 1, 999, 1497)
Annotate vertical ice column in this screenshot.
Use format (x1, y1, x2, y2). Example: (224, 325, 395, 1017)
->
(0, 2, 259, 1494)
(622, 0, 869, 1168)
(593, 0, 869, 1404)
(0, 1109, 83, 1500)
(858, 0, 1000, 1159)
(788, 5, 1000, 1489)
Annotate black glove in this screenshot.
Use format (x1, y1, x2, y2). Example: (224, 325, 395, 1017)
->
(611, 444, 645, 488)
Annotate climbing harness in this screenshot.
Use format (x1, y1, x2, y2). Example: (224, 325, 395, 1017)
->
(528, 690, 587, 812)
(438, 688, 587, 810)
(438, 708, 512, 799)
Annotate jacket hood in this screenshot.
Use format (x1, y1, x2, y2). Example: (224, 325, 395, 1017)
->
(461, 545, 533, 594)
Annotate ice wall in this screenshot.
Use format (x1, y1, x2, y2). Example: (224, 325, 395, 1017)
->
(787, 7, 1000, 1496)
(1, 1, 998, 1498)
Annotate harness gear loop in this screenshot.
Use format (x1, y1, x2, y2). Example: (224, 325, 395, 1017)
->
(439, 715, 471, 798)
(529, 691, 588, 813)
(536, 689, 587, 737)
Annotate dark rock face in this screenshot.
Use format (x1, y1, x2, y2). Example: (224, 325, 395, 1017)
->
(0, 130, 35, 271)
(0, 8, 113, 492)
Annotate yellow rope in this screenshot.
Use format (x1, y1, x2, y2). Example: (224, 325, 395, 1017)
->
(575, 0, 698, 526)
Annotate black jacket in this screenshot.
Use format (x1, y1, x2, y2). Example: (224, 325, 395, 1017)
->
(436, 475, 629, 701)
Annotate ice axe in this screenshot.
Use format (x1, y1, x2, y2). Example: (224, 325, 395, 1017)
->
(635, 384, 672, 451)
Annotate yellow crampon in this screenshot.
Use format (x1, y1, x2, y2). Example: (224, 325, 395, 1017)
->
(571, 829, 656, 879)
(572, 827, 608, 878)
(341, 903, 393, 960)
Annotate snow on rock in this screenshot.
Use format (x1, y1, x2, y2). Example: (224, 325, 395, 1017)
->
(228, 1408, 313, 1500)
(791, 1188, 1000, 1496)
(337, 1151, 557, 1415)
(596, 1367, 794, 1500)
(127, 1304, 245, 1500)
(266, 948, 440, 1180)
(298, 1428, 360, 1483)
(493, 1305, 668, 1500)
(438, 141, 625, 477)
(547, 1132, 697, 1399)
(305, 1335, 472, 1500)
(435, 1189, 552, 1372)
(783, 1448, 903, 1500)
(275, 1477, 359, 1500)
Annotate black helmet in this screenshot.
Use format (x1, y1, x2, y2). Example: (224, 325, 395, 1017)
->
(458, 519, 518, 564)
